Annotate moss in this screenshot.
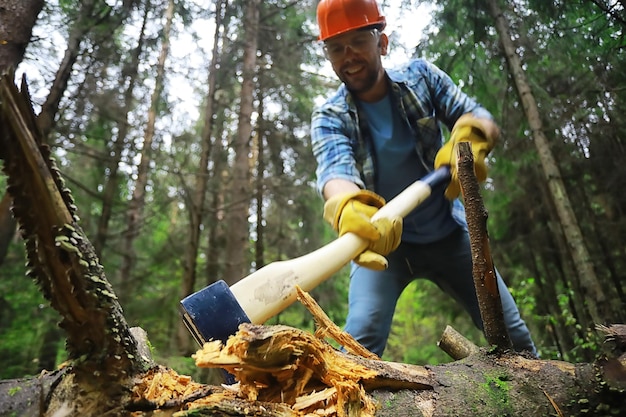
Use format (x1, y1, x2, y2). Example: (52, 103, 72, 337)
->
(478, 371, 513, 415)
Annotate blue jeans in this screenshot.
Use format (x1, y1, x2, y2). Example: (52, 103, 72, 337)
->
(344, 227, 537, 357)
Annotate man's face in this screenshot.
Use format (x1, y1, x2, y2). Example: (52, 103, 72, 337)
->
(323, 28, 388, 101)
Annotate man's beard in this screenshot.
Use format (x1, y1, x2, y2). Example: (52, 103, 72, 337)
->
(338, 63, 380, 97)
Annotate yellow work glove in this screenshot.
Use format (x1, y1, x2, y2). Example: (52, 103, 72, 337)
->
(323, 190, 402, 270)
(434, 114, 497, 200)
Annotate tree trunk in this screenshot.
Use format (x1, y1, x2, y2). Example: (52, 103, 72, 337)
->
(222, 0, 260, 286)
(487, 0, 610, 327)
(254, 81, 266, 270)
(1, 321, 625, 416)
(0, 71, 150, 416)
(36, 0, 96, 139)
(0, 0, 44, 267)
(177, 0, 228, 355)
(37, 0, 137, 138)
(93, 4, 146, 259)
(0, 0, 43, 70)
(0, 193, 16, 265)
(120, 0, 174, 286)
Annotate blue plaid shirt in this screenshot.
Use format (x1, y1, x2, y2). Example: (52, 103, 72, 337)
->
(311, 58, 493, 232)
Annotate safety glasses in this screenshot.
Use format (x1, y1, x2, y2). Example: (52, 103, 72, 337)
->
(323, 29, 379, 61)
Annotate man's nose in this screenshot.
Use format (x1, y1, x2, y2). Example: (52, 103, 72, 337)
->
(343, 44, 358, 58)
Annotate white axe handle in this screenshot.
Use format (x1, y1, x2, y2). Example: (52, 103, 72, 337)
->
(230, 167, 450, 324)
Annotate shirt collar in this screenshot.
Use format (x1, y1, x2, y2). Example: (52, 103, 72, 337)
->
(331, 70, 406, 112)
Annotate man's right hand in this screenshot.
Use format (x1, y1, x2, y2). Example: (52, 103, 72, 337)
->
(323, 190, 402, 270)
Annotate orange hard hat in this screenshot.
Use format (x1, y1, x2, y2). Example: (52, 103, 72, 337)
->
(317, 0, 386, 41)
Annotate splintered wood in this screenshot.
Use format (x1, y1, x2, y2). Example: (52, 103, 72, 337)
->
(130, 366, 296, 416)
(192, 287, 433, 417)
(131, 366, 210, 407)
(295, 286, 379, 360)
(193, 324, 378, 416)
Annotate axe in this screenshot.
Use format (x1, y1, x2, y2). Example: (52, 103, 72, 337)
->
(180, 167, 450, 347)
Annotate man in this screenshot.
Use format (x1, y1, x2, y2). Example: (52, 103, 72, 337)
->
(311, 0, 537, 358)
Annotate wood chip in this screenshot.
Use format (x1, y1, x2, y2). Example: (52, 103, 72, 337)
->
(132, 366, 206, 406)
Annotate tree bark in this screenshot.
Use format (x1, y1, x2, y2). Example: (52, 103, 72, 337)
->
(254, 83, 266, 271)
(0, 193, 16, 265)
(458, 142, 512, 351)
(438, 325, 479, 360)
(0, 0, 43, 69)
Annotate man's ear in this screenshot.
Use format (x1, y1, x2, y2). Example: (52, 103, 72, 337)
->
(379, 33, 389, 56)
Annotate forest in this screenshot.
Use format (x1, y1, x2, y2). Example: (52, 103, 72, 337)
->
(0, 0, 625, 405)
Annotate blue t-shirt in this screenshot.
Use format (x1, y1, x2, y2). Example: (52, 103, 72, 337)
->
(359, 94, 458, 243)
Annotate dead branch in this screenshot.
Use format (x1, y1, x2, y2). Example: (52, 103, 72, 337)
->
(438, 325, 480, 360)
(457, 142, 511, 351)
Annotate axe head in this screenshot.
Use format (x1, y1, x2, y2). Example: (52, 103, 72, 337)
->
(180, 280, 250, 346)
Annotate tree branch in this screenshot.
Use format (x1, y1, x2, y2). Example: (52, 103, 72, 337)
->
(457, 142, 512, 351)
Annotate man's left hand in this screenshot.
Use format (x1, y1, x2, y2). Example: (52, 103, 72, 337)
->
(434, 114, 498, 200)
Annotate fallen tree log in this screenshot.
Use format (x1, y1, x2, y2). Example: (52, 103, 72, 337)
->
(179, 322, 625, 417)
(2, 322, 625, 416)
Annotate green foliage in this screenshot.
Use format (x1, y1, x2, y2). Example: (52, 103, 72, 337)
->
(0, 243, 65, 379)
(385, 281, 485, 365)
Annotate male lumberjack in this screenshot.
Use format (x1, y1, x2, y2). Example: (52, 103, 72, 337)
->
(311, 0, 538, 357)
